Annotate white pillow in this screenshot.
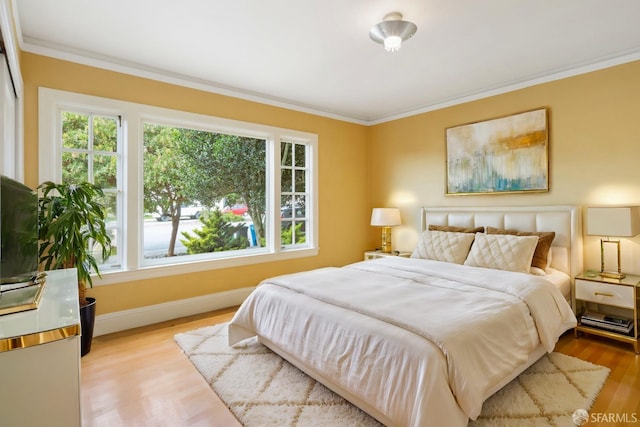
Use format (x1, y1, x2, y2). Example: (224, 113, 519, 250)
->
(411, 230, 476, 264)
(529, 267, 547, 276)
(464, 232, 539, 273)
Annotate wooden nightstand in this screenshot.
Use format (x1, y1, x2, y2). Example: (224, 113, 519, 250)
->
(573, 273, 639, 353)
(364, 250, 411, 260)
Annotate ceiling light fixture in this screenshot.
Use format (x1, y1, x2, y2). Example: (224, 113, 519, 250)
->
(369, 12, 417, 52)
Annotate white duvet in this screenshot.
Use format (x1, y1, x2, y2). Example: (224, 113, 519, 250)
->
(229, 257, 576, 427)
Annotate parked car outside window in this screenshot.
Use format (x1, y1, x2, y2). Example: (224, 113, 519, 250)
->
(154, 205, 203, 221)
(280, 206, 305, 218)
(223, 204, 248, 216)
(180, 205, 202, 219)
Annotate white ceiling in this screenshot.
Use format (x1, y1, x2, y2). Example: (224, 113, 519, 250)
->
(14, 0, 640, 124)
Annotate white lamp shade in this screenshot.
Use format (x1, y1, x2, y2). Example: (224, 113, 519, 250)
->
(586, 206, 640, 237)
(371, 208, 401, 226)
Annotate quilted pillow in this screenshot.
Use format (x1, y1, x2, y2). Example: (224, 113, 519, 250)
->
(464, 232, 539, 273)
(486, 227, 555, 271)
(411, 230, 476, 264)
(428, 224, 485, 233)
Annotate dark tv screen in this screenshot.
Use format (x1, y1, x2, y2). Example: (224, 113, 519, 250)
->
(0, 175, 39, 285)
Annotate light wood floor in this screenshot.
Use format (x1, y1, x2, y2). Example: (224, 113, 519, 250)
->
(81, 307, 639, 427)
(81, 307, 240, 427)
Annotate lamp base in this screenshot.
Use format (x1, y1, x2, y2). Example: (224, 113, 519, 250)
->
(599, 271, 626, 279)
(599, 239, 624, 279)
(380, 226, 392, 253)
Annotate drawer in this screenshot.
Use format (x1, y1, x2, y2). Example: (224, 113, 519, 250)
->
(575, 279, 634, 309)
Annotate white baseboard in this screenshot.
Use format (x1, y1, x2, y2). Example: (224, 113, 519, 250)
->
(93, 287, 254, 337)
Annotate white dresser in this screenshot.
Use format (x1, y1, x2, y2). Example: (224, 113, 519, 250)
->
(0, 269, 81, 427)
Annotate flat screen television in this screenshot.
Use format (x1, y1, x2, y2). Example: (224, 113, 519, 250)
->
(0, 175, 39, 286)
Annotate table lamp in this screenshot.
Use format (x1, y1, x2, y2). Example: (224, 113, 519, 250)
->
(586, 206, 640, 279)
(370, 208, 401, 253)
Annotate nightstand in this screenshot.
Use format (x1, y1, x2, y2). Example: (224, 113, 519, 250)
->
(364, 250, 411, 260)
(573, 273, 639, 353)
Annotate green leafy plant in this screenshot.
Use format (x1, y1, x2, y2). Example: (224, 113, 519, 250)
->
(181, 209, 248, 253)
(38, 181, 112, 306)
(281, 222, 306, 245)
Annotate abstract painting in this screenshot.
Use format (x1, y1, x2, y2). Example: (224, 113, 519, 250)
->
(446, 108, 549, 195)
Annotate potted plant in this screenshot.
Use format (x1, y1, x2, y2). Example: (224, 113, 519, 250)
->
(38, 181, 112, 356)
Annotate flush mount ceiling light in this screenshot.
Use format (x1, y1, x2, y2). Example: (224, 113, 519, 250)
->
(369, 12, 417, 52)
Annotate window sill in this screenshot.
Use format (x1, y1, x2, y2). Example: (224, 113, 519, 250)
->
(92, 247, 319, 286)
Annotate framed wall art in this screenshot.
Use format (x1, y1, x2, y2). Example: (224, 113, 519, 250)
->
(445, 108, 549, 195)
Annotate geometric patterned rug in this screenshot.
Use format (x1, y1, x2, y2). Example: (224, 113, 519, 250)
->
(175, 323, 609, 427)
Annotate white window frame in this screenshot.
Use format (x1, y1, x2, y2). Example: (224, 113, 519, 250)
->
(39, 88, 318, 286)
(58, 109, 124, 271)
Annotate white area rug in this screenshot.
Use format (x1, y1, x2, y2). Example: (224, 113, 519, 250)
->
(175, 323, 609, 427)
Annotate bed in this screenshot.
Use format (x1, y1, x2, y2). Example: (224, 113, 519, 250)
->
(228, 205, 582, 427)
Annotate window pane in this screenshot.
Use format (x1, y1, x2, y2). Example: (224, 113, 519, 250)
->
(294, 169, 305, 193)
(143, 123, 266, 261)
(281, 195, 293, 215)
(61, 151, 88, 184)
(98, 191, 118, 223)
(295, 197, 306, 218)
(94, 154, 117, 189)
(97, 191, 119, 268)
(102, 227, 119, 265)
(295, 221, 306, 244)
(281, 168, 292, 193)
(281, 142, 292, 166)
(93, 115, 118, 152)
(62, 112, 88, 150)
(281, 220, 306, 245)
(294, 144, 305, 167)
(281, 221, 293, 244)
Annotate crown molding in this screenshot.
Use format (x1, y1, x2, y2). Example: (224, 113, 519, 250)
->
(20, 38, 640, 126)
(21, 38, 369, 125)
(367, 49, 640, 125)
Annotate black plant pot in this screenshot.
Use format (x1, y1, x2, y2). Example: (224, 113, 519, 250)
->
(80, 297, 97, 356)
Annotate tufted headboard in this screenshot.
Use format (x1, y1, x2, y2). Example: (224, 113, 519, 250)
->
(420, 205, 583, 278)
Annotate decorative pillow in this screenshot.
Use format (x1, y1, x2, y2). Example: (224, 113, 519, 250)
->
(464, 232, 539, 273)
(411, 230, 476, 264)
(486, 227, 555, 271)
(428, 224, 485, 233)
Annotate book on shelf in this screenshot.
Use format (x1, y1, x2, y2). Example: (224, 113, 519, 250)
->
(580, 312, 634, 335)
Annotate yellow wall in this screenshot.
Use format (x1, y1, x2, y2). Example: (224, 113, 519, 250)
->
(20, 50, 640, 314)
(21, 52, 370, 315)
(369, 60, 640, 274)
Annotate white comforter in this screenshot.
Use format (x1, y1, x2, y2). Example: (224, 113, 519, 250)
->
(229, 257, 576, 427)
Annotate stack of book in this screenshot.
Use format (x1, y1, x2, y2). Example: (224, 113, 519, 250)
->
(580, 312, 634, 335)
